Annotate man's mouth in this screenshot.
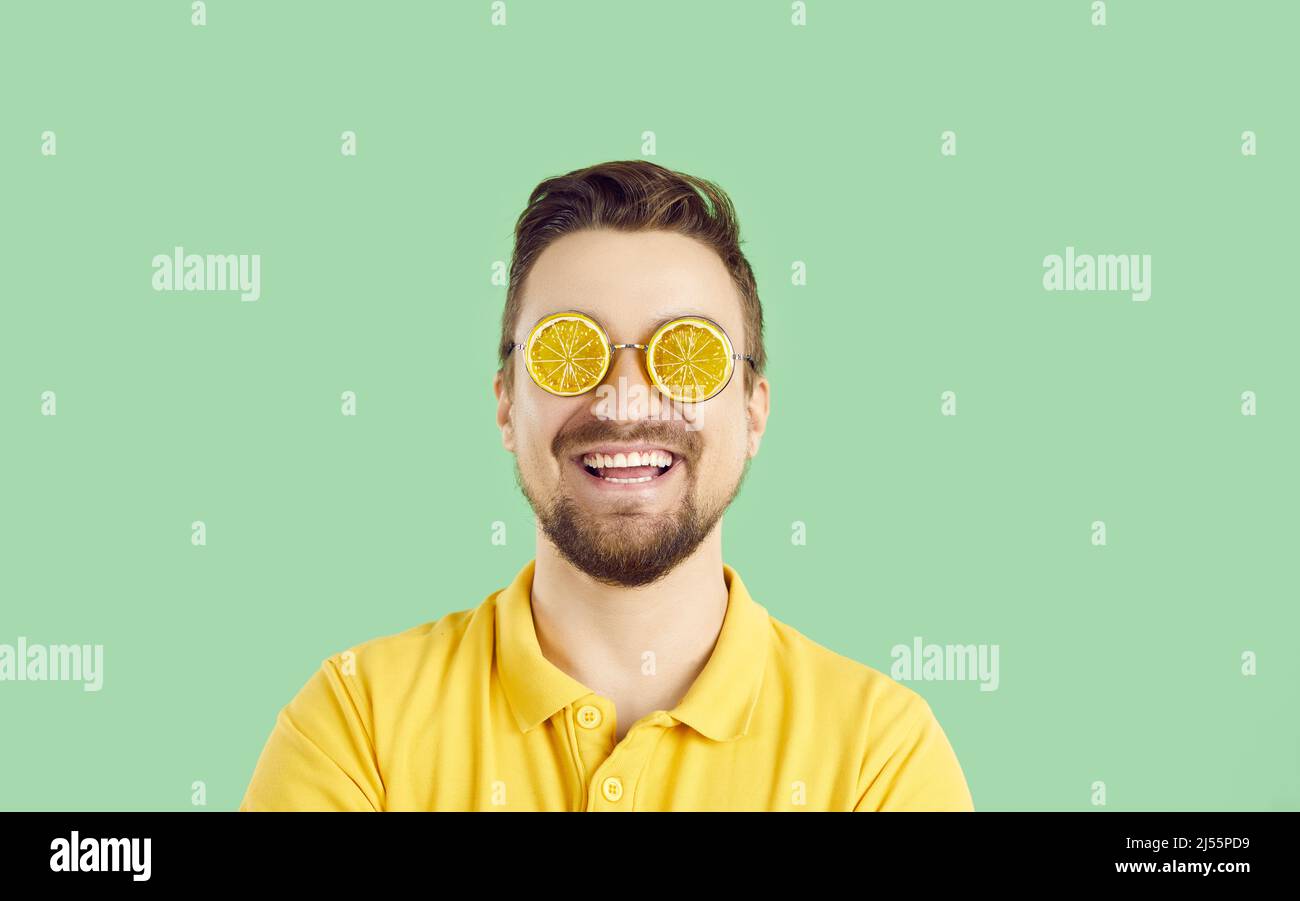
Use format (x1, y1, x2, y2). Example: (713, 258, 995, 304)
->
(575, 448, 678, 484)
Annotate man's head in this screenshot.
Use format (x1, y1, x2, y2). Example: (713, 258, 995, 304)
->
(493, 161, 770, 588)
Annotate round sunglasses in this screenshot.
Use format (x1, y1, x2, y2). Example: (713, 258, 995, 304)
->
(506, 310, 755, 404)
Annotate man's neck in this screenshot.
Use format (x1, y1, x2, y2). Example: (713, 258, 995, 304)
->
(528, 530, 730, 740)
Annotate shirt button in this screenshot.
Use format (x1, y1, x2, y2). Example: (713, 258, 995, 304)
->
(576, 705, 603, 729)
(601, 777, 623, 802)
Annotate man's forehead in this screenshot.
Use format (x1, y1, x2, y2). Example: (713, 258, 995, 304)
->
(518, 230, 742, 333)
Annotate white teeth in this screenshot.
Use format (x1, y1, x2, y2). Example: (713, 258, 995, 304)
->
(603, 475, 653, 484)
(581, 450, 675, 471)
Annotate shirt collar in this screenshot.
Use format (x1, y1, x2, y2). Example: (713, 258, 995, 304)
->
(495, 558, 770, 742)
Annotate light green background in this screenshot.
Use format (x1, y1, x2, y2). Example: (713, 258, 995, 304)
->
(2, 1, 1296, 811)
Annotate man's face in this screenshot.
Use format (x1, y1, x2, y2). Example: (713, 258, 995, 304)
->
(494, 229, 770, 588)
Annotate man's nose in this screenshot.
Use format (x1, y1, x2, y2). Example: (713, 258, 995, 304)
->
(589, 344, 655, 422)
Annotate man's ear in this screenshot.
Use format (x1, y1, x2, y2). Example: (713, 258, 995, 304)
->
(745, 375, 770, 458)
(493, 370, 516, 452)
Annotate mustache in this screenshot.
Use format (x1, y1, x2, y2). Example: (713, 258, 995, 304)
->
(553, 420, 702, 460)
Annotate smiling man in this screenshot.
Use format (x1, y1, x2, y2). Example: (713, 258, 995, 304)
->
(240, 160, 975, 811)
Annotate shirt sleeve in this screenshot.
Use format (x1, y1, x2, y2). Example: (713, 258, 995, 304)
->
(854, 696, 974, 812)
(239, 656, 384, 811)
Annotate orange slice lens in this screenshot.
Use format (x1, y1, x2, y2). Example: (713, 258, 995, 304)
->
(525, 313, 610, 396)
(647, 317, 734, 403)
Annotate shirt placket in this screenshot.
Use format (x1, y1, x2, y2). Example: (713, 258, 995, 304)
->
(567, 695, 674, 811)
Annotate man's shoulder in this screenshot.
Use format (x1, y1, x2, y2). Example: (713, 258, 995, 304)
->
(763, 612, 973, 810)
(763, 612, 936, 728)
(319, 591, 500, 691)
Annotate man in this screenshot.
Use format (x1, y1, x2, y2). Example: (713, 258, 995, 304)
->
(240, 160, 974, 811)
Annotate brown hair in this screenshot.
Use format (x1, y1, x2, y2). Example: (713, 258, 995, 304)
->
(498, 160, 766, 396)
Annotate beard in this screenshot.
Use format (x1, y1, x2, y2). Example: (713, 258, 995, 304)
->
(515, 452, 750, 589)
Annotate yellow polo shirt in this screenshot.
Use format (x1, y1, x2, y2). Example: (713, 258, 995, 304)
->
(240, 560, 974, 811)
